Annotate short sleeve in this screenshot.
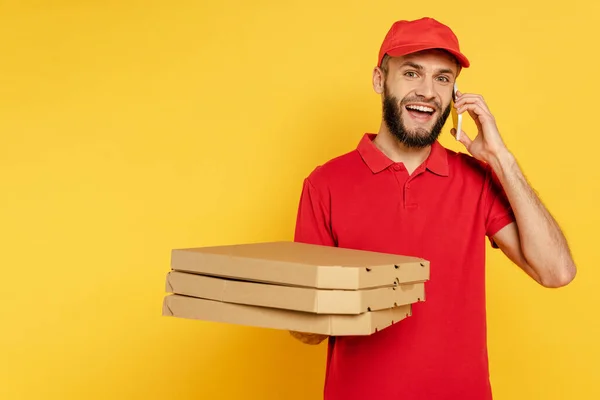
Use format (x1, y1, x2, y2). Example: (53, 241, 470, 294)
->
(483, 165, 515, 248)
(293, 176, 336, 247)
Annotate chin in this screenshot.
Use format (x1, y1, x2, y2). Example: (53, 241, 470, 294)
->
(404, 121, 435, 135)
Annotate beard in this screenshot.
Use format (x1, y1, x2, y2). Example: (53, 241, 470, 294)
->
(382, 84, 451, 149)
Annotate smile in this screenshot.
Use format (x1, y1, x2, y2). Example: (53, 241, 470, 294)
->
(404, 103, 437, 122)
(405, 104, 435, 114)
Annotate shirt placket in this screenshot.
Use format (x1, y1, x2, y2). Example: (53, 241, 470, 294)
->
(391, 163, 409, 209)
(391, 163, 425, 210)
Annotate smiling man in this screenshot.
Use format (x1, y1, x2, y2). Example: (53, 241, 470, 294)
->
(380, 51, 455, 151)
(291, 17, 576, 400)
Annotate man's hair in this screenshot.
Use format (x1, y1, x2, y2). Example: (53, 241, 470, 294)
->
(380, 54, 391, 76)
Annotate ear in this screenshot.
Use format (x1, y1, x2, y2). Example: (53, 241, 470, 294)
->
(372, 67, 385, 94)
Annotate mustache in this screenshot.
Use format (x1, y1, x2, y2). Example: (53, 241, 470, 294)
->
(400, 96, 441, 110)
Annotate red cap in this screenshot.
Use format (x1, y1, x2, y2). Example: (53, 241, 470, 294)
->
(378, 17, 470, 68)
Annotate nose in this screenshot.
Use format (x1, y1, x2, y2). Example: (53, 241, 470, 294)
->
(415, 78, 435, 100)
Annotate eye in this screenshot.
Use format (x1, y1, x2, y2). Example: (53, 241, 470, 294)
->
(436, 75, 450, 82)
(404, 71, 418, 78)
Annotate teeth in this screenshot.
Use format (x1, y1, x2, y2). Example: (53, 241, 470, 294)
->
(407, 105, 434, 113)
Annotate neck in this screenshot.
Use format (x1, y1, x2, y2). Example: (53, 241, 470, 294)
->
(373, 122, 432, 174)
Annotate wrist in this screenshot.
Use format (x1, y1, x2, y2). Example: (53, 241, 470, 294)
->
(487, 148, 516, 177)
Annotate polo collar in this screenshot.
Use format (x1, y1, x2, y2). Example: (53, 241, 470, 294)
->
(357, 133, 449, 177)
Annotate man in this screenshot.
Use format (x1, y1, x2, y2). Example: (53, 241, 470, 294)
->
(291, 17, 576, 400)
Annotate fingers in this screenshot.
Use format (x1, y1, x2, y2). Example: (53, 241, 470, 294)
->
(455, 90, 486, 104)
(466, 107, 484, 131)
(454, 92, 494, 118)
(455, 96, 490, 115)
(289, 330, 328, 345)
(451, 127, 472, 149)
(455, 102, 494, 127)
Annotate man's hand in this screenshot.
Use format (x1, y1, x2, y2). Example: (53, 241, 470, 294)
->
(289, 330, 328, 345)
(451, 90, 507, 164)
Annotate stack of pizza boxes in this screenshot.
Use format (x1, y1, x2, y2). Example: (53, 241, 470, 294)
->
(162, 241, 430, 336)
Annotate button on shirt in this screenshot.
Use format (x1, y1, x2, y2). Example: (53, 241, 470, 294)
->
(294, 133, 515, 400)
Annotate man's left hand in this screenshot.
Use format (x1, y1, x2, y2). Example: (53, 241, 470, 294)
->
(451, 91, 508, 164)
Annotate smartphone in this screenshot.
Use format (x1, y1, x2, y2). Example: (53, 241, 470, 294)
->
(451, 83, 462, 141)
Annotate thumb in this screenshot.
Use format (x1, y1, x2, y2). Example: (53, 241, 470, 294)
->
(450, 128, 472, 149)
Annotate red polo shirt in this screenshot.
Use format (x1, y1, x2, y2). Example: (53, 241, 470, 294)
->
(294, 133, 515, 400)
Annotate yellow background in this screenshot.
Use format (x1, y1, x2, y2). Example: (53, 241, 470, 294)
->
(1, 1, 598, 399)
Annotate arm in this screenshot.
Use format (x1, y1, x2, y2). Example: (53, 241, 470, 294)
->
(453, 92, 576, 288)
(289, 175, 334, 345)
(488, 152, 576, 287)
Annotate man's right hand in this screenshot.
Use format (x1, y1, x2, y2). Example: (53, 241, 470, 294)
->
(289, 330, 328, 345)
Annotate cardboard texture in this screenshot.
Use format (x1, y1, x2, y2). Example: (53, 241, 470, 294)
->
(163, 294, 412, 336)
(170, 241, 429, 289)
(162, 241, 430, 335)
(166, 270, 425, 314)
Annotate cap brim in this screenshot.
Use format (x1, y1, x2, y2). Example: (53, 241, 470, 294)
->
(383, 43, 470, 68)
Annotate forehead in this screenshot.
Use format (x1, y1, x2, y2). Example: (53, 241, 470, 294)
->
(390, 49, 459, 72)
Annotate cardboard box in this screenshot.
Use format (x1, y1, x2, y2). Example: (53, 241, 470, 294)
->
(166, 270, 425, 314)
(170, 241, 429, 289)
(162, 241, 429, 336)
(162, 294, 412, 336)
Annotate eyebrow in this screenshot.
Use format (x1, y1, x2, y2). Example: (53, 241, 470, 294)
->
(437, 68, 456, 76)
(399, 61, 424, 70)
(398, 61, 456, 76)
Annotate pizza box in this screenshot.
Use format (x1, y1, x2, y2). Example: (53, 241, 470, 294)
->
(165, 270, 425, 315)
(170, 241, 429, 290)
(162, 294, 412, 336)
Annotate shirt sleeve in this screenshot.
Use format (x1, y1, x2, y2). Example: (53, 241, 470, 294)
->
(293, 176, 336, 247)
(483, 165, 516, 248)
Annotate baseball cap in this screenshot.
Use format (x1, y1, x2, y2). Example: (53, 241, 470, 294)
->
(377, 17, 470, 68)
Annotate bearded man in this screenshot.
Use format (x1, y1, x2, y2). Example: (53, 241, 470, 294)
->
(290, 16, 576, 400)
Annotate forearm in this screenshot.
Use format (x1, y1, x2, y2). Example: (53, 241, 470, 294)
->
(488, 150, 576, 286)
